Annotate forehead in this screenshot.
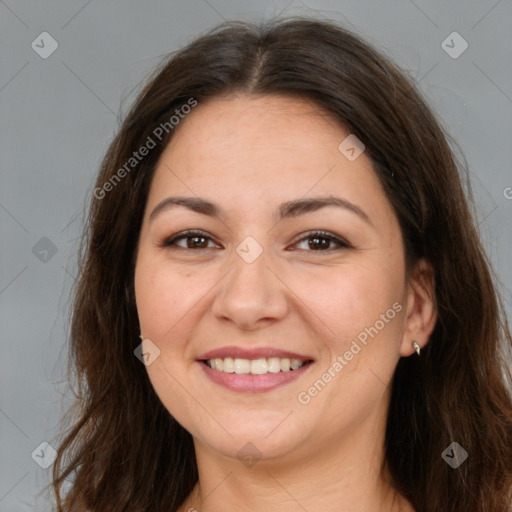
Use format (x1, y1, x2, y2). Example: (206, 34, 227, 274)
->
(164, 94, 349, 168)
(146, 94, 391, 226)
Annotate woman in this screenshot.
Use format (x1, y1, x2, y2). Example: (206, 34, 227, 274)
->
(52, 18, 512, 512)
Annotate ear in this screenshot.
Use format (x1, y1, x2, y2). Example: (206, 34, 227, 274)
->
(400, 258, 437, 357)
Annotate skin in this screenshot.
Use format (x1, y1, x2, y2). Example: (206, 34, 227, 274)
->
(134, 94, 437, 512)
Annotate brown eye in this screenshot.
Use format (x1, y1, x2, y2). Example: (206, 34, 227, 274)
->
(291, 231, 351, 252)
(161, 230, 220, 250)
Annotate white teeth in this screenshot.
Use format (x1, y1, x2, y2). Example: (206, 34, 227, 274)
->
(267, 357, 281, 373)
(290, 359, 303, 370)
(234, 358, 250, 374)
(206, 357, 308, 374)
(250, 358, 268, 375)
(223, 357, 235, 373)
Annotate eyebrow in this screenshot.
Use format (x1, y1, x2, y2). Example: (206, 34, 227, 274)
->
(149, 195, 373, 226)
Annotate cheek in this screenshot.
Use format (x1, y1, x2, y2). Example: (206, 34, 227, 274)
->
(135, 258, 183, 349)
(301, 262, 402, 337)
(135, 257, 188, 337)
(135, 260, 199, 407)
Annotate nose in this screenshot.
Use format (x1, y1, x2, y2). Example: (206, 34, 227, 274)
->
(211, 246, 289, 331)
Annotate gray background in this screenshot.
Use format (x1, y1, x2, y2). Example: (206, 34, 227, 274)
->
(1, 0, 511, 509)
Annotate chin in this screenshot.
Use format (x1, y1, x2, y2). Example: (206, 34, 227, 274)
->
(199, 430, 303, 464)
(189, 409, 313, 464)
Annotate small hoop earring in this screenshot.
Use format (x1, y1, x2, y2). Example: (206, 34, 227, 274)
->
(412, 341, 421, 356)
(139, 334, 143, 340)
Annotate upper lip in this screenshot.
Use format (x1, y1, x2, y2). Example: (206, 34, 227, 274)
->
(197, 346, 314, 361)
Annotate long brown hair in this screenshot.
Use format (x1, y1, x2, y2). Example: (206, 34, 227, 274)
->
(52, 18, 512, 511)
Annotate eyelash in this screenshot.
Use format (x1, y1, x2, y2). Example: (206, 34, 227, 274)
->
(160, 229, 351, 252)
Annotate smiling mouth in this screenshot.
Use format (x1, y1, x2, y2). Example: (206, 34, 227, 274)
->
(202, 357, 314, 374)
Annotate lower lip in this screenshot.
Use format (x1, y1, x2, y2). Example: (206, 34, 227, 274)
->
(198, 361, 314, 392)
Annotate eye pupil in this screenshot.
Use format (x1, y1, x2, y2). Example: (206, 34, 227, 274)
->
(189, 236, 207, 248)
(309, 236, 330, 250)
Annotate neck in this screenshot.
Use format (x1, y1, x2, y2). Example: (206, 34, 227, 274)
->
(179, 402, 414, 512)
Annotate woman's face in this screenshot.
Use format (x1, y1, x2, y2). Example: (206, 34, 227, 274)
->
(135, 94, 421, 464)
